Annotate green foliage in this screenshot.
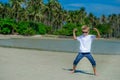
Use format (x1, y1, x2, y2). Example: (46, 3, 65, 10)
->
(96, 24, 111, 35)
(0, 18, 112, 37)
(17, 21, 36, 35)
(62, 23, 76, 36)
(0, 18, 16, 34)
(0, 0, 119, 38)
(38, 23, 47, 35)
(0, 18, 52, 35)
(54, 29, 69, 35)
(45, 26, 51, 34)
(54, 23, 82, 36)
(17, 21, 50, 35)
(1, 24, 11, 34)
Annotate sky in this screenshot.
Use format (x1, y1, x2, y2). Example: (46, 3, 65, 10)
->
(0, 0, 120, 17)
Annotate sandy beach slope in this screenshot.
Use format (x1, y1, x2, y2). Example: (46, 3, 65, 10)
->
(0, 47, 120, 80)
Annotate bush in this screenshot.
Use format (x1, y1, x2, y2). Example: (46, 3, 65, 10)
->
(0, 24, 11, 34)
(45, 26, 51, 34)
(23, 28, 36, 36)
(29, 22, 39, 33)
(0, 18, 16, 34)
(17, 21, 36, 35)
(28, 22, 51, 34)
(54, 23, 82, 36)
(95, 24, 111, 35)
(17, 21, 50, 35)
(38, 23, 47, 35)
(54, 29, 69, 35)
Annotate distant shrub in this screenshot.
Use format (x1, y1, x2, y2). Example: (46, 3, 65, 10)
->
(54, 23, 82, 36)
(17, 21, 51, 35)
(37, 23, 47, 35)
(0, 18, 16, 34)
(0, 24, 11, 34)
(17, 21, 36, 35)
(28, 22, 51, 34)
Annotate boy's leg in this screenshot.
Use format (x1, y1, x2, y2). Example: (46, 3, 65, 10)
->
(85, 53, 97, 75)
(71, 65, 76, 73)
(93, 67, 97, 75)
(72, 53, 84, 73)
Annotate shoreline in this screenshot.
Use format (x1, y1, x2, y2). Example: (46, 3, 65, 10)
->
(0, 34, 120, 55)
(0, 34, 72, 40)
(0, 34, 120, 41)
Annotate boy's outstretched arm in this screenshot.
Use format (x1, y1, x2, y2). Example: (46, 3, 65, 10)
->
(93, 28, 101, 39)
(73, 28, 77, 40)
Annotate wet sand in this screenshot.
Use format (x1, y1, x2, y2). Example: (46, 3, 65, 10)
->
(0, 47, 120, 80)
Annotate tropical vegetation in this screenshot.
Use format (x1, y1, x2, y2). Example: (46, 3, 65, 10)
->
(0, 0, 120, 38)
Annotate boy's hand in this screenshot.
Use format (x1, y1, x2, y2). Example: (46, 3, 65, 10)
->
(73, 28, 77, 32)
(93, 28, 101, 38)
(93, 28, 98, 31)
(73, 28, 77, 40)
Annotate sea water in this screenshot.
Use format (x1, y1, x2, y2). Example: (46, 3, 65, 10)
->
(0, 38, 120, 55)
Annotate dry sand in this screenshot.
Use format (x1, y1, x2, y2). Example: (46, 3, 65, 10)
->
(0, 47, 120, 80)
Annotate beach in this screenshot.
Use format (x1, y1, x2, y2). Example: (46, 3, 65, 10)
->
(0, 47, 120, 80)
(0, 34, 70, 40)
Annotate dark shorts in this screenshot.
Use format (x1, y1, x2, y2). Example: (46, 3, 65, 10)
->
(73, 52, 96, 67)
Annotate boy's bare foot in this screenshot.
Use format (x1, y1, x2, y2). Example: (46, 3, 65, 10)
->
(94, 73, 98, 76)
(71, 70, 75, 73)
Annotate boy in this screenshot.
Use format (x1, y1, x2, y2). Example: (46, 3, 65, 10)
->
(72, 25, 101, 75)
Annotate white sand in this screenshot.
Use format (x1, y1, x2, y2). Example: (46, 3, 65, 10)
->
(0, 47, 120, 80)
(0, 34, 61, 39)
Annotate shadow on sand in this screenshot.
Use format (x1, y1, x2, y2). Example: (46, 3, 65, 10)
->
(63, 68, 94, 75)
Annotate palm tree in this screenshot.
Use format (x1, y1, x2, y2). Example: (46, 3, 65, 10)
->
(46, 0, 63, 31)
(26, 0, 43, 22)
(9, 0, 25, 22)
(88, 13, 95, 27)
(108, 14, 119, 38)
(108, 15, 114, 38)
(0, 3, 4, 18)
(116, 14, 120, 38)
(0, 3, 11, 19)
(66, 7, 87, 25)
(100, 15, 107, 24)
(0, 0, 120, 37)
(78, 7, 87, 24)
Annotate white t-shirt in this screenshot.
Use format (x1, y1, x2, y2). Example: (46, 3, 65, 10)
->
(77, 35, 96, 53)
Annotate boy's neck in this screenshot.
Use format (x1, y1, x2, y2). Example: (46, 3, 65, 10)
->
(83, 33, 88, 36)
